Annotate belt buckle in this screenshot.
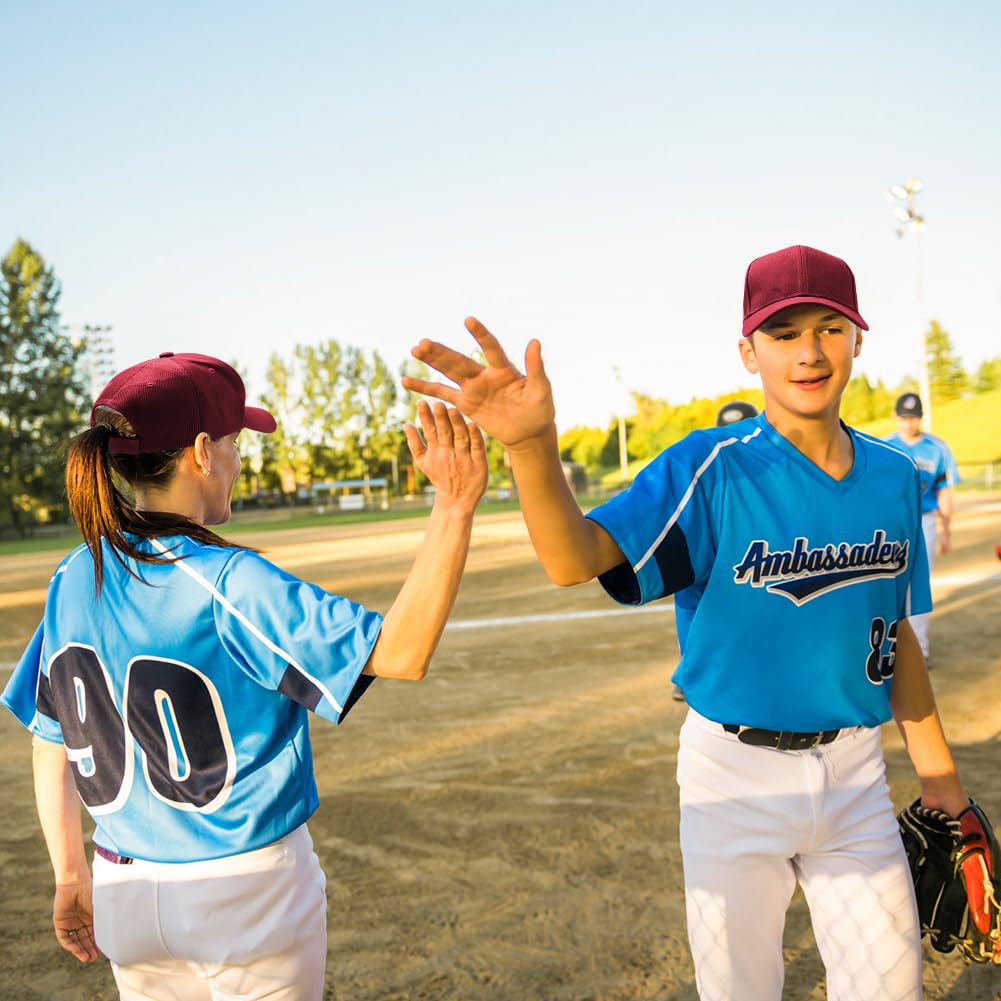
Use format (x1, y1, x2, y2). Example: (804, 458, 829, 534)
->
(810, 732, 825, 749)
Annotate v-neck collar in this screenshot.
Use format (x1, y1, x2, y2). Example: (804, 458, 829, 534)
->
(756, 413, 867, 494)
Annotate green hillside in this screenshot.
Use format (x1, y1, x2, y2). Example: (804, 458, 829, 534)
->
(854, 390, 1001, 465)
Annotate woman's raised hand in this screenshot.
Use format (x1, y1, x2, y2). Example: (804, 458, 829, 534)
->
(403, 400, 488, 513)
(402, 317, 556, 449)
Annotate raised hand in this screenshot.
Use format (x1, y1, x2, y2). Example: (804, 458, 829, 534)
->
(404, 400, 488, 513)
(402, 317, 556, 449)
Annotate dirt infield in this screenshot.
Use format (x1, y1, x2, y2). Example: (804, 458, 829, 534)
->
(2, 496, 1000, 1000)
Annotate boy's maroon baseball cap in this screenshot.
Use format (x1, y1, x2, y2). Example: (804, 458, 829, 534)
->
(742, 245, 868, 336)
(91, 352, 277, 454)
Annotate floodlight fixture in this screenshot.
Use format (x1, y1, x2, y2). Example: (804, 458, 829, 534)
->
(886, 176, 932, 428)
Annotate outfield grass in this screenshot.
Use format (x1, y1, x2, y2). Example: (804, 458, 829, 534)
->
(853, 389, 1001, 464)
(0, 497, 531, 557)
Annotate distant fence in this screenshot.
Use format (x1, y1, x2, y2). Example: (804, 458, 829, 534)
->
(957, 463, 1001, 490)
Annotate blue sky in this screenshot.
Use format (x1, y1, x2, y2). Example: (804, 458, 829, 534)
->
(3, 1, 999, 429)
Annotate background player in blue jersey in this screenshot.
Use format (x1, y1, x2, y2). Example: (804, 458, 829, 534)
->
(402, 245, 980, 1000)
(2, 352, 487, 1000)
(883, 392, 960, 665)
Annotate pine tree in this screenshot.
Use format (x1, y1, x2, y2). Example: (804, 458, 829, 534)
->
(0, 239, 87, 536)
(924, 320, 969, 404)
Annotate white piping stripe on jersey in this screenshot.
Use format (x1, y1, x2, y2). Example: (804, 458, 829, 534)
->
(52, 544, 90, 580)
(445, 602, 675, 631)
(634, 426, 762, 574)
(149, 539, 346, 715)
(853, 430, 921, 465)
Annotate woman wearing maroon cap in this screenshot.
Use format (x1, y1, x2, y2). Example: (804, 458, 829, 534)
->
(3, 352, 487, 999)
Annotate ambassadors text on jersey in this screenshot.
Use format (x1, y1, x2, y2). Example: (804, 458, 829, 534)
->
(586, 414, 931, 731)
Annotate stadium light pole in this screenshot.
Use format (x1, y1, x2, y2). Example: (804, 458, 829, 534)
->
(612, 366, 629, 483)
(887, 177, 933, 429)
(66, 323, 115, 402)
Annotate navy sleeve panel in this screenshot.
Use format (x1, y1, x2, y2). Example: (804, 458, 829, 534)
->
(654, 522, 697, 594)
(597, 561, 641, 605)
(587, 429, 724, 605)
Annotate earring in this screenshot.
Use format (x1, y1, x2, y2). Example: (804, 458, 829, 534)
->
(203, 468, 212, 478)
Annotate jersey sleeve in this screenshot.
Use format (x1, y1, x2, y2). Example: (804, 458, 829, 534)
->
(0, 621, 64, 743)
(903, 466, 933, 619)
(941, 438, 961, 487)
(212, 551, 383, 725)
(585, 431, 721, 605)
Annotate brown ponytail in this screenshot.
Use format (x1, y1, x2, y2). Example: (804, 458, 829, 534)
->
(66, 408, 250, 593)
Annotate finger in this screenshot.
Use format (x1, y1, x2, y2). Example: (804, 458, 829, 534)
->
(416, 400, 438, 447)
(75, 925, 100, 962)
(431, 401, 454, 448)
(56, 927, 98, 963)
(411, 339, 484, 383)
(464, 316, 517, 371)
(524, 338, 548, 385)
(468, 422, 486, 457)
(402, 423, 426, 464)
(446, 408, 470, 451)
(400, 374, 461, 406)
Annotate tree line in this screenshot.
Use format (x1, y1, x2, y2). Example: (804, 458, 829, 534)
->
(558, 322, 1001, 479)
(2, 237, 999, 537)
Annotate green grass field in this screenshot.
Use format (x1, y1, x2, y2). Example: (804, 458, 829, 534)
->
(853, 389, 1001, 465)
(0, 497, 531, 558)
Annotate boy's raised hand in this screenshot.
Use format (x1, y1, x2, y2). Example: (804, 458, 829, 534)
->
(403, 317, 555, 448)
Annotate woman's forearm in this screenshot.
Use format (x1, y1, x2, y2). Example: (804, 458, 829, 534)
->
(32, 737, 89, 883)
(364, 503, 476, 680)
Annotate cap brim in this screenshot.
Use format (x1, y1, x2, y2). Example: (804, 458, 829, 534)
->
(742, 296, 868, 336)
(244, 405, 277, 433)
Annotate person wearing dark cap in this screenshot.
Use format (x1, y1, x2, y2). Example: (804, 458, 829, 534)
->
(671, 399, 760, 702)
(715, 399, 758, 427)
(404, 244, 984, 996)
(883, 392, 960, 664)
(1, 352, 487, 999)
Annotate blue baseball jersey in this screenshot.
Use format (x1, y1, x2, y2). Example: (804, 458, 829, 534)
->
(883, 431, 960, 514)
(1, 535, 382, 863)
(587, 414, 931, 731)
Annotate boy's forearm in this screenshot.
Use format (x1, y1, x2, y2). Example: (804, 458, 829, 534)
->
(507, 426, 620, 586)
(32, 738, 90, 884)
(889, 620, 967, 816)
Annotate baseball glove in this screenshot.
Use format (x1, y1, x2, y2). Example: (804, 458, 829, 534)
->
(898, 798, 1001, 964)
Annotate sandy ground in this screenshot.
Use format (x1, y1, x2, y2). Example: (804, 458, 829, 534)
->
(1, 494, 999, 1001)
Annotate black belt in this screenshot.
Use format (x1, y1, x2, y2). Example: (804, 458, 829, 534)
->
(722, 724, 841, 751)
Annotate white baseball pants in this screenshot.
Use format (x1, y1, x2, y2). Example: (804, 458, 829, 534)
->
(678, 709, 922, 1001)
(910, 511, 937, 660)
(92, 824, 327, 1001)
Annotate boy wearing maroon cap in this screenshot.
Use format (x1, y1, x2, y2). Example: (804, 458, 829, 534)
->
(404, 246, 992, 997)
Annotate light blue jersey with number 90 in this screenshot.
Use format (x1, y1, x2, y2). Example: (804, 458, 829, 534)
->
(2, 536, 382, 862)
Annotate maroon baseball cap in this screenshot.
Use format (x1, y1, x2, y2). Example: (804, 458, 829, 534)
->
(742, 245, 868, 336)
(92, 352, 277, 454)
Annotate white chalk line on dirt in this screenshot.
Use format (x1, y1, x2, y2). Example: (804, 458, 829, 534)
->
(444, 603, 675, 631)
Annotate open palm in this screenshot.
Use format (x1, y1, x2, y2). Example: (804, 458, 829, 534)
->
(402, 317, 556, 448)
